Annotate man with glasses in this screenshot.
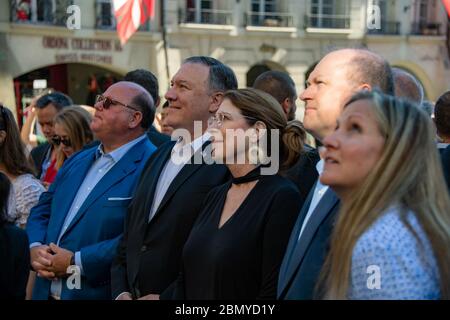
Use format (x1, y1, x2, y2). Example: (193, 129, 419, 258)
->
(111, 56, 236, 300)
(27, 82, 157, 300)
(30, 92, 72, 184)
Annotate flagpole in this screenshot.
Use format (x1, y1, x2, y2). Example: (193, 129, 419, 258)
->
(161, 0, 171, 89)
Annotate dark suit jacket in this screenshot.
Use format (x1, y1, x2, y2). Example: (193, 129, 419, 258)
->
(277, 186, 340, 300)
(282, 145, 320, 206)
(111, 141, 230, 299)
(147, 125, 170, 147)
(30, 142, 52, 179)
(440, 145, 450, 192)
(0, 224, 30, 300)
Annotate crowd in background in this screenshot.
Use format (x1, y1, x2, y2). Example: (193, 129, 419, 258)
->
(0, 49, 449, 300)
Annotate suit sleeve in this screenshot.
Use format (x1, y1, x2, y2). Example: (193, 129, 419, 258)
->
(258, 187, 302, 299)
(80, 234, 122, 287)
(26, 167, 65, 244)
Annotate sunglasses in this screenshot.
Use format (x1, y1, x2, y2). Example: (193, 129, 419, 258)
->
(95, 95, 140, 112)
(52, 135, 72, 147)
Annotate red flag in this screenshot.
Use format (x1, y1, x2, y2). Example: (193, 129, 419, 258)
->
(113, 0, 155, 46)
(443, 0, 450, 18)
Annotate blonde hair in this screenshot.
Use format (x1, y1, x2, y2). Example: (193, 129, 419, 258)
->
(318, 90, 450, 299)
(55, 106, 94, 169)
(223, 88, 306, 171)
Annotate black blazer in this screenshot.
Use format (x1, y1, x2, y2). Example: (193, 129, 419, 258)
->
(111, 141, 230, 299)
(147, 125, 170, 147)
(0, 224, 30, 299)
(30, 142, 52, 179)
(282, 145, 320, 206)
(277, 187, 340, 300)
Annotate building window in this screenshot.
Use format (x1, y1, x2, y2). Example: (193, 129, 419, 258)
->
(307, 0, 351, 29)
(96, 0, 115, 29)
(245, 0, 293, 27)
(412, 0, 441, 35)
(11, 0, 72, 26)
(183, 0, 231, 25)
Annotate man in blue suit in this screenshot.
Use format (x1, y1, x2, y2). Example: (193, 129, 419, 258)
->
(27, 81, 157, 300)
(277, 49, 394, 299)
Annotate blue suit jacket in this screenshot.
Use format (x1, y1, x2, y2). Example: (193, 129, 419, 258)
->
(277, 186, 340, 300)
(26, 137, 156, 300)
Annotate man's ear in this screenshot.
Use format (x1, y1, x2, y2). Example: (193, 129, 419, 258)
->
(208, 92, 224, 113)
(128, 112, 144, 129)
(281, 98, 290, 116)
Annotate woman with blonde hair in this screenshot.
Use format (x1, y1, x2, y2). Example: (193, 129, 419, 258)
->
(160, 88, 306, 299)
(53, 106, 94, 170)
(319, 90, 450, 299)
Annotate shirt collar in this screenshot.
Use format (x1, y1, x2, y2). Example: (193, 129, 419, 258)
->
(96, 134, 147, 162)
(173, 132, 211, 155)
(316, 158, 324, 175)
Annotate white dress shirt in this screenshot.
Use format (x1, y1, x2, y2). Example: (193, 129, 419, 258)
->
(298, 159, 328, 241)
(147, 133, 210, 222)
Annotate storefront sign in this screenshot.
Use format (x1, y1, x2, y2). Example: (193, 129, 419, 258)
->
(43, 36, 122, 52)
(43, 36, 119, 65)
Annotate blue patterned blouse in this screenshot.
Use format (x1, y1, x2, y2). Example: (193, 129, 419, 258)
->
(349, 206, 441, 300)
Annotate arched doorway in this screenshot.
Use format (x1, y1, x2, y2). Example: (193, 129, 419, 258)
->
(246, 60, 288, 87)
(13, 63, 123, 127)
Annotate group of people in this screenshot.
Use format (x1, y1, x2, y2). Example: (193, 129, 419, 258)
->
(1, 48, 449, 300)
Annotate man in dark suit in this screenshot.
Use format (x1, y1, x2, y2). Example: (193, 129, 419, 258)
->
(26, 82, 157, 299)
(253, 70, 320, 205)
(277, 49, 394, 299)
(434, 91, 450, 191)
(111, 56, 237, 300)
(124, 69, 170, 146)
(30, 92, 72, 181)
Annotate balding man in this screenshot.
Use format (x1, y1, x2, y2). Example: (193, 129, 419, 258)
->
(27, 82, 157, 300)
(278, 49, 394, 300)
(392, 67, 424, 105)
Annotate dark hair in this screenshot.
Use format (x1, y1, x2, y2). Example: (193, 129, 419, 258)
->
(183, 56, 238, 92)
(0, 172, 10, 226)
(0, 106, 35, 176)
(131, 92, 155, 130)
(348, 50, 395, 96)
(435, 91, 450, 137)
(36, 92, 73, 111)
(253, 70, 297, 104)
(223, 88, 305, 171)
(124, 69, 159, 105)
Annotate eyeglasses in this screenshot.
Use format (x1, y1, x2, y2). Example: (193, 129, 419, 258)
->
(52, 135, 72, 147)
(208, 112, 258, 128)
(95, 94, 141, 112)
